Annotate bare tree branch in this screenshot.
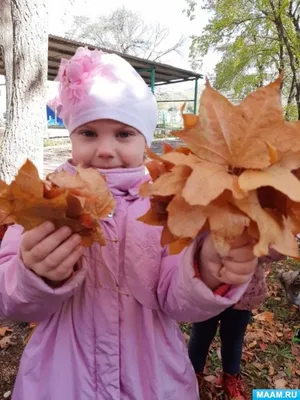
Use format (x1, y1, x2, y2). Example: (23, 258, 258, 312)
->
(65, 6, 185, 62)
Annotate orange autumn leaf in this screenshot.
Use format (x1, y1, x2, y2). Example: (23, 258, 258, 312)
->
(182, 161, 245, 206)
(168, 237, 193, 255)
(167, 195, 206, 238)
(137, 196, 170, 227)
(286, 200, 300, 236)
(158, 150, 245, 209)
(48, 165, 115, 220)
(174, 75, 300, 169)
(161, 224, 177, 246)
(0, 326, 13, 336)
(205, 195, 250, 256)
(163, 143, 174, 153)
(138, 75, 300, 256)
(257, 186, 288, 215)
(233, 193, 298, 257)
(180, 103, 199, 129)
(239, 152, 300, 202)
(142, 165, 193, 198)
(175, 146, 191, 155)
(144, 160, 171, 181)
(0, 160, 116, 247)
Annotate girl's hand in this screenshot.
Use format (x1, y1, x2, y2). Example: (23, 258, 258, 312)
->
(20, 221, 84, 285)
(199, 233, 257, 290)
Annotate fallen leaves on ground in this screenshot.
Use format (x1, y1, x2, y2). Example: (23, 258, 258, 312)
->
(0, 336, 13, 350)
(0, 326, 15, 350)
(0, 327, 13, 337)
(139, 75, 300, 258)
(0, 160, 116, 246)
(274, 378, 287, 389)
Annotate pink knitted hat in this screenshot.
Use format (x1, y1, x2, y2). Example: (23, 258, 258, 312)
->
(49, 47, 157, 145)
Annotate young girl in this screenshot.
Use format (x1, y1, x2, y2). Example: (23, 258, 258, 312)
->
(188, 251, 284, 399)
(0, 47, 258, 400)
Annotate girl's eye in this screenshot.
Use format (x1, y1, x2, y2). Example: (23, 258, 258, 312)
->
(117, 131, 133, 139)
(80, 130, 97, 138)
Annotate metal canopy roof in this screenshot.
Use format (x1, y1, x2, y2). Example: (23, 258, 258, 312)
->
(0, 34, 203, 87)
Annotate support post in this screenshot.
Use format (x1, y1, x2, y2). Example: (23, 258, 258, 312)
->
(193, 78, 199, 114)
(151, 68, 156, 93)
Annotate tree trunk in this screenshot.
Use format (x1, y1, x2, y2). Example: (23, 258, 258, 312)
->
(0, 0, 48, 183)
(269, 0, 300, 119)
(0, 0, 13, 123)
(296, 83, 300, 121)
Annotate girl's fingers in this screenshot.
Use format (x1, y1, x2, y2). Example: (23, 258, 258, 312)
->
(202, 234, 222, 264)
(222, 257, 257, 276)
(218, 256, 258, 285)
(225, 245, 256, 263)
(37, 233, 82, 271)
(28, 226, 74, 263)
(44, 245, 85, 282)
(21, 222, 56, 251)
(218, 268, 251, 285)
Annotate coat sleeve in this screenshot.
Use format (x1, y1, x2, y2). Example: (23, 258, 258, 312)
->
(157, 238, 252, 322)
(0, 225, 87, 322)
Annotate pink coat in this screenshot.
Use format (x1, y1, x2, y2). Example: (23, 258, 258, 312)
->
(0, 162, 250, 400)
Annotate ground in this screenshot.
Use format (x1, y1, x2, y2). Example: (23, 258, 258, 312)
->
(0, 139, 300, 399)
(180, 259, 300, 399)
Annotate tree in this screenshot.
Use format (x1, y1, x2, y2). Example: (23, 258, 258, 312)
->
(186, 0, 300, 119)
(0, 0, 48, 182)
(0, 0, 13, 117)
(66, 6, 185, 62)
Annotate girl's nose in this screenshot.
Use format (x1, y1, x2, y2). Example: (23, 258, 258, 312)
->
(96, 138, 115, 158)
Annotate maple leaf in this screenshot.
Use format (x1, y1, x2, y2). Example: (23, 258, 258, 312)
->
(0, 160, 116, 247)
(205, 194, 250, 256)
(274, 378, 287, 389)
(259, 342, 268, 352)
(253, 311, 274, 324)
(248, 340, 257, 349)
(174, 75, 300, 168)
(167, 195, 206, 238)
(138, 74, 300, 257)
(239, 152, 300, 201)
(233, 193, 299, 257)
(48, 165, 115, 220)
(0, 327, 13, 337)
(0, 335, 13, 349)
(142, 165, 193, 198)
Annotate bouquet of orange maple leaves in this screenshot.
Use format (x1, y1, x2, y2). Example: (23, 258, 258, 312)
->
(138, 74, 300, 258)
(1, 75, 300, 259)
(0, 160, 115, 246)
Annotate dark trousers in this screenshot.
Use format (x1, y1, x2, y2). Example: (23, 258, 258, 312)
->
(188, 307, 251, 375)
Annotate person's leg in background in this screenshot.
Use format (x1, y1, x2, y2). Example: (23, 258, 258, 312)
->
(188, 313, 220, 394)
(188, 314, 220, 374)
(219, 307, 252, 399)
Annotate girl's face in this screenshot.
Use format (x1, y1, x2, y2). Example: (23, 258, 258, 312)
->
(70, 119, 146, 169)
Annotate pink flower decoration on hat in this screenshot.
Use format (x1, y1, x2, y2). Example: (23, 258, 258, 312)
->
(56, 47, 104, 106)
